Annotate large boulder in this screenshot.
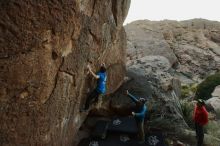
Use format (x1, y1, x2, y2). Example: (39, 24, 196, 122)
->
(125, 20, 178, 66)
(206, 85, 220, 115)
(212, 85, 220, 98)
(0, 1, 130, 146)
(109, 59, 188, 132)
(206, 97, 220, 111)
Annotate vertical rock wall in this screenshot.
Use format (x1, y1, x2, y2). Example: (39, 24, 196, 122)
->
(0, 0, 130, 145)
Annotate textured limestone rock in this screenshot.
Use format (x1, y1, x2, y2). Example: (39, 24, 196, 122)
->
(212, 85, 220, 97)
(126, 20, 178, 66)
(0, 0, 130, 146)
(206, 85, 220, 113)
(128, 55, 172, 84)
(125, 19, 220, 83)
(206, 97, 220, 111)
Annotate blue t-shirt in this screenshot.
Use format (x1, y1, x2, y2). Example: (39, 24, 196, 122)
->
(135, 105, 147, 121)
(96, 72, 107, 94)
(127, 93, 147, 121)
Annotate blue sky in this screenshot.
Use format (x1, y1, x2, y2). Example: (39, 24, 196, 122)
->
(124, 0, 220, 24)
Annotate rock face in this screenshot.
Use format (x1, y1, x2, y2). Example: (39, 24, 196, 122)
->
(0, 1, 130, 146)
(206, 85, 220, 113)
(125, 19, 220, 84)
(212, 85, 220, 98)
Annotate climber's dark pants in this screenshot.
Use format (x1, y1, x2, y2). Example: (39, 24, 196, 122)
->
(85, 90, 101, 110)
(136, 119, 145, 142)
(195, 122, 204, 146)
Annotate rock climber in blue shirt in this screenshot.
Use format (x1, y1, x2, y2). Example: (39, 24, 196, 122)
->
(126, 90, 147, 144)
(81, 63, 107, 111)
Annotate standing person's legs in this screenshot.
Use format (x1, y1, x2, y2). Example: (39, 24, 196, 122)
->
(197, 125, 204, 146)
(84, 90, 100, 110)
(195, 122, 204, 146)
(94, 91, 101, 103)
(195, 122, 199, 139)
(96, 94, 104, 108)
(137, 119, 145, 143)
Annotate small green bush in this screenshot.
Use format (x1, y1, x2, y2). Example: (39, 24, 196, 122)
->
(190, 84, 197, 93)
(181, 86, 190, 99)
(180, 100, 194, 129)
(195, 72, 220, 100)
(181, 83, 197, 99)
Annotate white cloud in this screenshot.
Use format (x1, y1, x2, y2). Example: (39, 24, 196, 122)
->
(124, 0, 220, 24)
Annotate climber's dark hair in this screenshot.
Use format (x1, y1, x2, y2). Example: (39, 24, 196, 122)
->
(100, 66, 106, 73)
(139, 98, 147, 104)
(197, 99, 205, 106)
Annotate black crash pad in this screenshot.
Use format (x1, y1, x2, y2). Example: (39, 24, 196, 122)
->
(78, 136, 128, 146)
(78, 134, 144, 146)
(78, 132, 165, 146)
(145, 132, 165, 146)
(108, 117, 138, 134)
(91, 120, 109, 139)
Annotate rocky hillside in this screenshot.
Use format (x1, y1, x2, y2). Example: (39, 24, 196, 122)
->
(0, 1, 130, 146)
(125, 19, 220, 145)
(125, 19, 220, 84)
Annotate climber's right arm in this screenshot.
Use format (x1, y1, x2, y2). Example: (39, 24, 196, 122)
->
(126, 91, 138, 103)
(88, 64, 100, 79)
